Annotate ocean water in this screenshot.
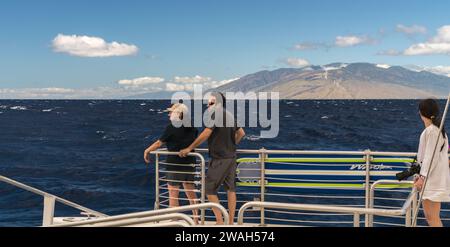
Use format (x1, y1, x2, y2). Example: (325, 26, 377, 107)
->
(0, 99, 447, 226)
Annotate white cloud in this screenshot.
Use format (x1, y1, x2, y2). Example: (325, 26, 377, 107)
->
(293, 42, 319, 50)
(33, 87, 75, 94)
(376, 64, 391, 69)
(118, 77, 165, 86)
(0, 85, 166, 99)
(403, 64, 450, 77)
(166, 83, 186, 91)
(284, 58, 310, 68)
(396, 24, 427, 35)
(425, 66, 450, 77)
(174, 75, 212, 83)
(377, 49, 401, 56)
(404, 25, 450, 55)
(52, 34, 138, 57)
(0, 76, 240, 99)
(0, 87, 76, 99)
(404, 43, 450, 55)
(164, 77, 239, 92)
(410, 65, 450, 77)
(335, 35, 371, 47)
(205, 78, 240, 88)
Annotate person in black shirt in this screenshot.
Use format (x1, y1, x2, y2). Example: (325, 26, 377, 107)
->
(179, 92, 245, 225)
(144, 103, 199, 223)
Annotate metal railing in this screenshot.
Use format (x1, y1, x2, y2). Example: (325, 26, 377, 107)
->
(50, 202, 229, 227)
(367, 180, 416, 227)
(152, 148, 449, 226)
(74, 213, 195, 227)
(2, 148, 447, 227)
(0, 175, 107, 226)
(237, 186, 418, 227)
(152, 150, 206, 224)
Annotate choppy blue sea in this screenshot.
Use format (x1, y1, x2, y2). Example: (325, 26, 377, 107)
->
(0, 100, 447, 226)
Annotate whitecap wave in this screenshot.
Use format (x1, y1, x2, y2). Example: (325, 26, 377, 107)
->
(244, 135, 261, 141)
(10, 106, 27, 111)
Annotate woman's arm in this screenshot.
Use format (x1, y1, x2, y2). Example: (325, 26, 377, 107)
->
(419, 130, 439, 178)
(144, 140, 164, 164)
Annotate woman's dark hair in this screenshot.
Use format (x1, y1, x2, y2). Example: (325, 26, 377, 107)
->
(419, 98, 447, 150)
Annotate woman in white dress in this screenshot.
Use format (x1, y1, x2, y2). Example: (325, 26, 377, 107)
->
(414, 98, 450, 227)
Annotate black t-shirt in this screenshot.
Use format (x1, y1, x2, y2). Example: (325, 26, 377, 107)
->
(159, 123, 198, 164)
(206, 108, 241, 159)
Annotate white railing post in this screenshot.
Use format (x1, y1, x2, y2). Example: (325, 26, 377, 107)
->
(259, 148, 266, 226)
(200, 155, 206, 225)
(405, 204, 412, 227)
(368, 185, 375, 227)
(155, 153, 160, 210)
(42, 195, 56, 226)
(353, 213, 360, 227)
(364, 149, 371, 227)
(411, 190, 418, 226)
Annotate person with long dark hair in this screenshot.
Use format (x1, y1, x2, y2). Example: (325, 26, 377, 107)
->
(414, 98, 450, 227)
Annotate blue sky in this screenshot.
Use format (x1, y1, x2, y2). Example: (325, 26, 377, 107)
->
(1, 0, 450, 98)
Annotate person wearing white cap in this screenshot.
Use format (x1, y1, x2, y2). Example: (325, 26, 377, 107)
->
(144, 103, 199, 223)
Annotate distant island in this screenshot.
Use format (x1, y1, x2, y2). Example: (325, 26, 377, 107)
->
(127, 63, 450, 99)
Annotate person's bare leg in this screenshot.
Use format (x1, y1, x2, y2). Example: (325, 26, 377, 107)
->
(168, 184, 180, 207)
(227, 191, 236, 225)
(183, 182, 199, 224)
(207, 194, 224, 224)
(423, 199, 443, 227)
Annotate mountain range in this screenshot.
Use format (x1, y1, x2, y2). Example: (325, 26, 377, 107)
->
(214, 63, 449, 99)
(127, 63, 450, 99)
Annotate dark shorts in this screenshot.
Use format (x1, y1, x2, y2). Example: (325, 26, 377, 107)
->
(205, 158, 237, 195)
(165, 164, 196, 187)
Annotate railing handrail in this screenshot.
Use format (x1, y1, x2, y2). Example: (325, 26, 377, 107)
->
(237, 182, 417, 227)
(152, 148, 424, 227)
(192, 148, 423, 157)
(146, 221, 191, 227)
(49, 202, 229, 227)
(150, 150, 206, 160)
(368, 179, 416, 227)
(238, 201, 412, 225)
(74, 213, 195, 227)
(154, 147, 450, 159)
(0, 175, 107, 218)
(237, 179, 417, 226)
